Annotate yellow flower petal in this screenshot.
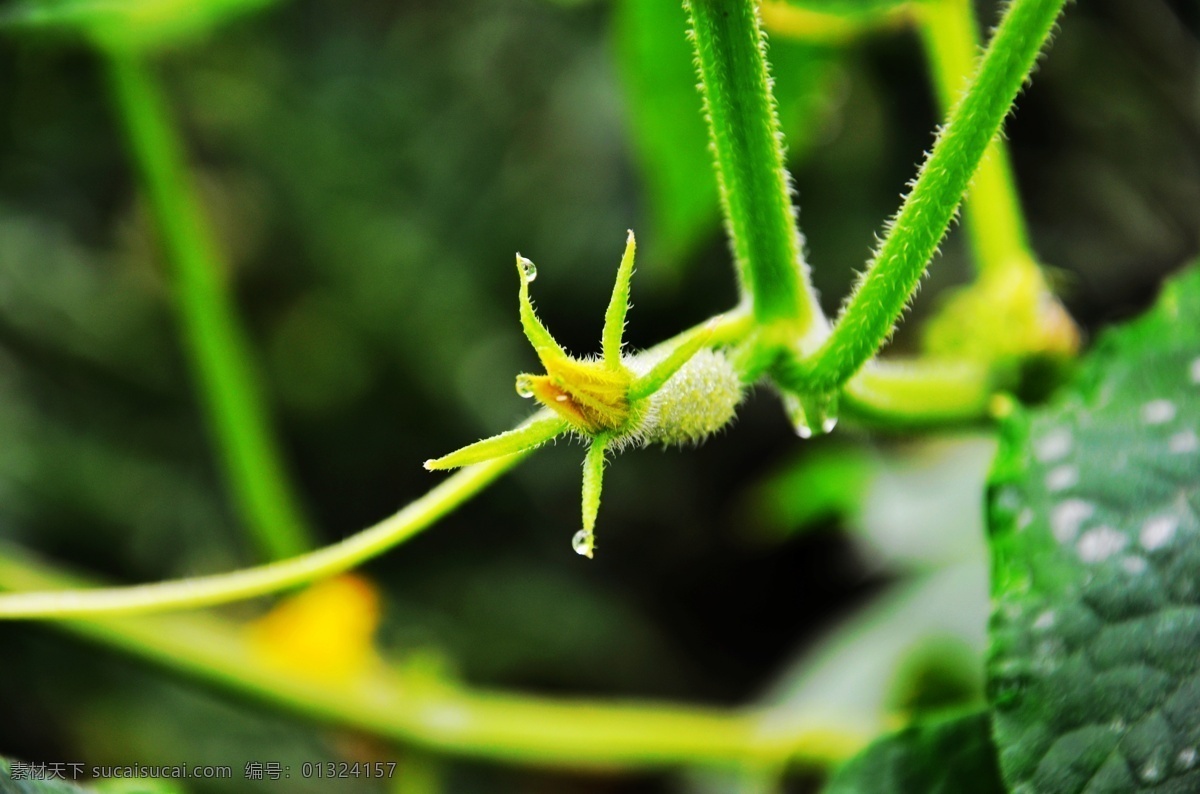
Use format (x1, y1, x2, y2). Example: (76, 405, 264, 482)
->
(246, 574, 382, 683)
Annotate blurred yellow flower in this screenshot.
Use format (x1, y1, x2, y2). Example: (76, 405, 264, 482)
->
(246, 574, 382, 682)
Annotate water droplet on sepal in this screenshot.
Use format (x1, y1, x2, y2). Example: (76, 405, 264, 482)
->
(516, 255, 537, 283)
(515, 374, 536, 398)
(571, 529, 595, 558)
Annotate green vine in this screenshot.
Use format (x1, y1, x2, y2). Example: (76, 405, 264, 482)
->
(782, 0, 1071, 395)
(917, 0, 1032, 276)
(0, 546, 867, 770)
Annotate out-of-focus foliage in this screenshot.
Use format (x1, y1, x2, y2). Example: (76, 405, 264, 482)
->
(743, 435, 994, 570)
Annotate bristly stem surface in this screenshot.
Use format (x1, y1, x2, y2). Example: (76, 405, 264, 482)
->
(795, 0, 1070, 394)
(918, 0, 1032, 275)
(684, 0, 824, 332)
(106, 50, 315, 561)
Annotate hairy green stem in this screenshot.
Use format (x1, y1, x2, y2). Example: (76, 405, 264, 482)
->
(917, 0, 1032, 274)
(0, 451, 526, 618)
(0, 302, 989, 621)
(795, 0, 1069, 393)
(684, 0, 823, 331)
(0, 549, 867, 770)
(0, 294, 993, 620)
(106, 50, 314, 561)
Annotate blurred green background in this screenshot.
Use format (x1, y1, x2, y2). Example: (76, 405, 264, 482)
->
(0, 0, 1196, 791)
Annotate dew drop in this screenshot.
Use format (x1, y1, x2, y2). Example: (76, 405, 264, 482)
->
(1051, 499, 1093, 543)
(515, 374, 536, 399)
(1140, 515, 1177, 551)
(517, 255, 537, 283)
(1169, 430, 1199, 454)
(1076, 526, 1127, 563)
(1045, 465, 1078, 492)
(783, 391, 838, 439)
(1033, 610, 1056, 630)
(1035, 429, 1073, 462)
(571, 530, 594, 559)
(1141, 399, 1176, 425)
(1121, 555, 1148, 575)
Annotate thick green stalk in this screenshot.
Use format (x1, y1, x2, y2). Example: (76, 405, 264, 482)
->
(684, 0, 823, 331)
(106, 50, 314, 561)
(918, 0, 1031, 274)
(0, 549, 866, 770)
(0, 303, 991, 621)
(797, 0, 1069, 393)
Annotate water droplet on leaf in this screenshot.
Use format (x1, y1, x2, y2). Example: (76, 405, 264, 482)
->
(1139, 762, 1163, 783)
(515, 374, 536, 398)
(571, 529, 594, 558)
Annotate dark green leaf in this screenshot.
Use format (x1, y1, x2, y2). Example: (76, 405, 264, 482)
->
(823, 710, 1006, 793)
(987, 264, 1200, 793)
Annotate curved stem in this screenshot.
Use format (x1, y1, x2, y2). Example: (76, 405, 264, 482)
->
(106, 50, 314, 561)
(684, 0, 823, 329)
(917, 0, 1032, 275)
(839, 358, 995, 427)
(0, 310, 758, 619)
(629, 319, 716, 400)
(798, 0, 1070, 393)
(0, 453, 525, 618)
(0, 548, 867, 770)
